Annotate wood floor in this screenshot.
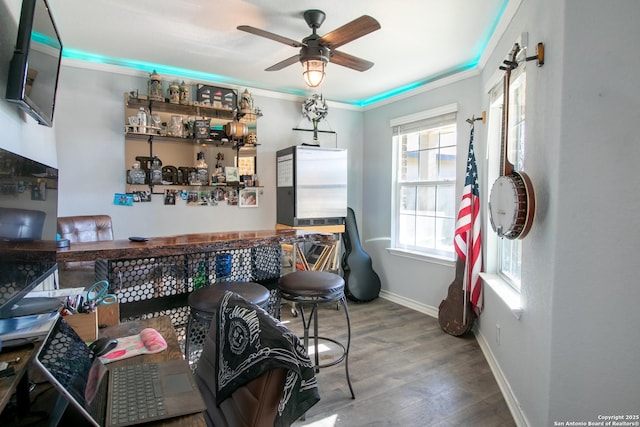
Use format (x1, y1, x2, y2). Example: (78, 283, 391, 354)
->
(0, 297, 515, 427)
(281, 297, 516, 427)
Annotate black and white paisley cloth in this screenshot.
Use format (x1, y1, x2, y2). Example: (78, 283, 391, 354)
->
(216, 291, 320, 426)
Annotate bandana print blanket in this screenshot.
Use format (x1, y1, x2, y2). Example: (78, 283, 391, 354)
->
(216, 291, 320, 426)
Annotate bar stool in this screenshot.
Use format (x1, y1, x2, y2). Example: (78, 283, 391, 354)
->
(185, 281, 270, 370)
(278, 270, 355, 399)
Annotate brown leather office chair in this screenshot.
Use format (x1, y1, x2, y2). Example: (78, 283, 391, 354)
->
(57, 215, 114, 287)
(57, 215, 166, 301)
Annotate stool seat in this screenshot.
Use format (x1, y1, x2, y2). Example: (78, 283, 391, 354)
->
(188, 281, 270, 313)
(278, 271, 345, 300)
(186, 281, 270, 371)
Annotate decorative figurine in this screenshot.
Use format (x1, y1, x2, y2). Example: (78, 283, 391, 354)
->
(148, 70, 163, 101)
(168, 82, 180, 104)
(179, 81, 190, 105)
(239, 89, 253, 113)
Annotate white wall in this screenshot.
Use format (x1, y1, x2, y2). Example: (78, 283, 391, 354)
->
(52, 65, 364, 239)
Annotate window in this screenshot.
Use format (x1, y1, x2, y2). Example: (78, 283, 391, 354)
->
(487, 66, 527, 290)
(391, 105, 458, 259)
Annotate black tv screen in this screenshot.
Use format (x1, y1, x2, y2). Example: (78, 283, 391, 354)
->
(5, 0, 63, 127)
(0, 148, 58, 318)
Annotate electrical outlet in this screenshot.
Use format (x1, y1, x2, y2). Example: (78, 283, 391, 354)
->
(496, 324, 501, 346)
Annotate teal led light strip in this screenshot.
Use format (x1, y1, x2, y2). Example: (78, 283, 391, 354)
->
(32, 31, 61, 49)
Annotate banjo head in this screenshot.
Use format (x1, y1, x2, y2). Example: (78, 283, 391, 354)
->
(489, 175, 526, 239)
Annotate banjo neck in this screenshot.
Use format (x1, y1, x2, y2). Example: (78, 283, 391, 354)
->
(489, 42, 535, 240)
(499, 44, 520, 177)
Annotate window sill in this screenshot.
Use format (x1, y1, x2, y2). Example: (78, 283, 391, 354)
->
(479, 273, 523, 319)
(386, 248, 454, 267)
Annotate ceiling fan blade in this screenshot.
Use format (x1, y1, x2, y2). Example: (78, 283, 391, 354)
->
(265, 55, 300, 71)
(237, 25, 304, 48)
(330, 50, 374, 71)
(319, 15, 381, 49)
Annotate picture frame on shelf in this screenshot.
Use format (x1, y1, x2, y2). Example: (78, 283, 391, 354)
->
(225, 166, 239, 182)
(239, 188, 258, 207)
(196, 85, 237, 110)
(164, 189, 177, 205)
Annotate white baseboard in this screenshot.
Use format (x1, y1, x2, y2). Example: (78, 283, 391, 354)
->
(474, 330, 530, 427)
(379, 289, 438, 318)
(379, 290, 529, 427)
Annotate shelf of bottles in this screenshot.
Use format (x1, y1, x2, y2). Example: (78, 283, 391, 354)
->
(124, 86, 260, 196)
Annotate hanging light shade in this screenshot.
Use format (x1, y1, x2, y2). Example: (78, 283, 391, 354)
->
(302, 59, 326, 87)
(300, 42, 329, 88)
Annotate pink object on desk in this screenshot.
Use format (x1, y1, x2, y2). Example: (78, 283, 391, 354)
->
(99, 328, 167, 364)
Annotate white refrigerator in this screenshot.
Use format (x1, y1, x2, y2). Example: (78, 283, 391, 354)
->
(276, 145, 347, 226)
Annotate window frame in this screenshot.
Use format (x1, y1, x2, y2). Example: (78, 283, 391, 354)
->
(390, 104, 458, 261)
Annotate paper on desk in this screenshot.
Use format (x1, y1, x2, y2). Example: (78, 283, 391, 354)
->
(0, 312, 59, 341)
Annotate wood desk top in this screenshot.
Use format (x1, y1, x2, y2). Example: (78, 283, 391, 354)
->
(0, 340, 42, 414)
(100, 316, 205, 427)
(57, 228, 332, 263)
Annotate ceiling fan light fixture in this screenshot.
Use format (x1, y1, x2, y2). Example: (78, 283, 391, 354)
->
(302, 59, 326, 87)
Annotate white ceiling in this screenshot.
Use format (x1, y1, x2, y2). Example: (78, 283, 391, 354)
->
(38, 0, 508, 105)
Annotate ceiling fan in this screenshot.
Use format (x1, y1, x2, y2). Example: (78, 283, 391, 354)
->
(237, 9, 381, 87)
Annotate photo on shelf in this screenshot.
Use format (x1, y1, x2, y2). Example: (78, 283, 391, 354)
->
(239, 188, 258, 207)
(131, 190, 151, 202)
(186, 191, 200, 206)
(196, 84, 237, 110)
(164, 189, 177, 205)
(225, 166, 239, 182)
(227, 189, 238, 206)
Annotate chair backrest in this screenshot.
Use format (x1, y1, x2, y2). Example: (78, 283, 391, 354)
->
(57, 215, 114, 243)
(0, 207, 46, 241)
(194, 315, 286, 427)
(57, 215, 114, 273)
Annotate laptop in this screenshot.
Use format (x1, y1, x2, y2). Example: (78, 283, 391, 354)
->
(35, 316, 205, 427)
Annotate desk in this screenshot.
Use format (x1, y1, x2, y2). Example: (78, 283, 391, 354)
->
(56, 229, 333, 263)
(0, 340, 42, 416)
(1, 317, 204, 426)
(57, 229, 334, 340)
(99, 316, 205, 427)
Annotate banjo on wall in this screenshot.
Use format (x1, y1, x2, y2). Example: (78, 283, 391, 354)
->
(489, 43, 536, 240)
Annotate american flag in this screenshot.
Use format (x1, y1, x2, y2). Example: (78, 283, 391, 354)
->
(454, 127, 483, 316)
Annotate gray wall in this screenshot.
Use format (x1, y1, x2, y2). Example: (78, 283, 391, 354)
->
(2, 0, 639, 425)
(361, 0, 640, 426)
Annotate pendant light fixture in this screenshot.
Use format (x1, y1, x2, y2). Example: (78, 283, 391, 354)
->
(301, 42, 329, 88)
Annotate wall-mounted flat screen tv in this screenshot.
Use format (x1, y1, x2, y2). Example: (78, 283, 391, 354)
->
(0, 147, 59, 319)
(5, 0, 63, 127)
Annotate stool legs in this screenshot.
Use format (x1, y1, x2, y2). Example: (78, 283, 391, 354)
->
(295, 298, 355, 399)
(340, 295, 355, 399)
